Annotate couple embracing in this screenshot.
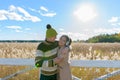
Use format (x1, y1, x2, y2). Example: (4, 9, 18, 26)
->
(35, 24, 72, 80)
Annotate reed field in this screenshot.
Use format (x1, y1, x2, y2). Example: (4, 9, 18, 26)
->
(0, 42, 120, 80)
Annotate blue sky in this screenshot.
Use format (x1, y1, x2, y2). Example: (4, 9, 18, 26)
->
(0, 0, 120, 40)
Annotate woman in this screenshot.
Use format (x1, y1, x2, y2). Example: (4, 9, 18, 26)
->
(54, 35, 72, 80)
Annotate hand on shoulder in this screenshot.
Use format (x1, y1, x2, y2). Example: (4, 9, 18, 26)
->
(61, 47, 69, 54)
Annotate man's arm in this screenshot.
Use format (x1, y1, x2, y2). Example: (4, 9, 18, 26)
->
(35, 49, 44, 67)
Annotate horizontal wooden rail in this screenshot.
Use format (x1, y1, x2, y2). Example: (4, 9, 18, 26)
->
(1, 58, 120, 68)
(94, 69, 120, 80)
(1, 58, 120, 80)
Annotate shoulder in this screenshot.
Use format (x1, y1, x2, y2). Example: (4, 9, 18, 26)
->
(64, 47, 70, 52)
(54, 40, 59, 44)
(37, 41, 59, 52)
(64, 47, 69, 51)
(62, 47, 70, 54)
(37, 42, 45, 49)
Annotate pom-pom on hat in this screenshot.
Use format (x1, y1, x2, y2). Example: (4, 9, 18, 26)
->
(46, 24, 58, 38)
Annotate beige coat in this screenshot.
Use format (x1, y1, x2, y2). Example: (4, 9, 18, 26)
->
(57, 47, 72, 80)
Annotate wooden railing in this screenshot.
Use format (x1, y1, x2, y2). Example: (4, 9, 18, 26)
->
(1, 58, 120, 80)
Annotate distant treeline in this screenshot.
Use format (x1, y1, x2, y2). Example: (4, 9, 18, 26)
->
(1, 33, 120, 43)
(0, 40, 43, 43)
(86, 33, 120, 43)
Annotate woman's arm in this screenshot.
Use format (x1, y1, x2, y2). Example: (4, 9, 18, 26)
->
(54, 47, 69, 64)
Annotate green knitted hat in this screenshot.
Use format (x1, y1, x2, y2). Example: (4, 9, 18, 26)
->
(46, 24, 58, 38)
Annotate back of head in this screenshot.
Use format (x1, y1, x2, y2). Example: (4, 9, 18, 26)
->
(46, 24, 58, 38)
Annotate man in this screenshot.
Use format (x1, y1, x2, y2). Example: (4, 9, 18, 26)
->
(35, 24, 58, 80)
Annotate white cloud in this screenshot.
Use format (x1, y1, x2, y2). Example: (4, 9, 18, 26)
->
(40, 12, 56, 17)
(58, 32, 90, 40)
(118, 23, 120, 25)
(108, 16, 120, 26)
(57, 27, 120, 41)
(94, 28, 120, 34)
(29, 6, 56, 17)
(40, 6, 48, 12)
(108, 17, 118, 23)
(6, 26, 22, 32)
(0, 14, 7, 20)
(59, 28, 64, 31)
(6, 26, 32, 33)
(15, 29, 23, 32)
(9, 5, 16, 11)
(29, 8, 38, 12)
(7, 12, 24, 21)
(18, 7, 41, 22)
(39, 6, 56, 17)
(18, 7, 31, 17)
(0, 5, 41, 22)
(6, 26, 22, 29)
(25, 28, 31, 30)
(0, 10, 8, 20)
